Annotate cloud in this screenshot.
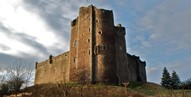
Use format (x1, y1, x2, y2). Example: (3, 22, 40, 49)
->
(125, 0, 191, 83)
(0, 52, 37, 70)
(0, 0, 97, 71)
(22, 0, 113, 53)
(23, 0, 88, 48)
(138, 0, 191, 53)
(0, 0, 99, 71)
(0, 0, 65, 70)
(0, 44, 11, 51)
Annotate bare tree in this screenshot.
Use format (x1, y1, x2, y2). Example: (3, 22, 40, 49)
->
(0, 74, 5, 83)
(2, 59, 33, 94)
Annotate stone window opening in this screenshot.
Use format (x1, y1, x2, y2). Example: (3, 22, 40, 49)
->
(88, 39, 90, 42)
(98, 30, 102, 34)
(103, 46, 106, 50)
(74, 40, 77, 47)
(89, 50, 90, 55)
(73, 57, 77, 63)
(96, 19, 99, 23)
(89, 27, 91, 32)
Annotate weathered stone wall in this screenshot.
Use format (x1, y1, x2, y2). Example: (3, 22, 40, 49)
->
(69, 18, 79, 82)
(115, 25, 129, 84)
(126, 53, 147, 82)
(69, 6, 92, 83)
(35, 5, 147, 85)
(94, 7, 117, 83)
(69, 5, 118, 84)
(35, 52, 69, 84)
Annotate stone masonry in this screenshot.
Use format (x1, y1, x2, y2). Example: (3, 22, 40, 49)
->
(35, 5, 147, 85)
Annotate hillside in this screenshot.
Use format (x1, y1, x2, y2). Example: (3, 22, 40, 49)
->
(4, 82, 191, 97)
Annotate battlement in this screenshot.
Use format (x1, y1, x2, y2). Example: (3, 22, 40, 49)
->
(127, 53, 146, 66)
(35, 51, 69, 69)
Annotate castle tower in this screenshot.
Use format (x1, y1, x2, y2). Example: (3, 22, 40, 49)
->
(69, 5, 117, 83)
(34, 5, 147, 85)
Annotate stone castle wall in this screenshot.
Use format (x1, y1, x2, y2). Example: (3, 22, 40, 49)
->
(93, 7, 117, 83)
(114, 25, 129, 83)
(35, 5, 147, 85)
(69, 6, 118, 83)
(35, 52, 70, 84)
(127, 53, 147, 82)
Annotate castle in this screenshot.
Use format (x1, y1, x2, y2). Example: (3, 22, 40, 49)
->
(35, 5, 147, 85)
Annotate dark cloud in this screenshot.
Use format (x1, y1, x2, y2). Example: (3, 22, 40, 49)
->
(0, 53, 37, 71)
(0, 22, 49, 56)
(0, 0, 87, 73)
(23, 0, 86, 45)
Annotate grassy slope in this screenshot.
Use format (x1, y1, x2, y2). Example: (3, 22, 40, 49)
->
(128, 82, 191, 97)
(7, 82, 191, 97)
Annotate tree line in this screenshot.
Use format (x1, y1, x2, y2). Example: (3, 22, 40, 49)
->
(161, 67, 191, 89)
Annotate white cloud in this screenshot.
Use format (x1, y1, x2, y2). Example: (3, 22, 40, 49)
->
(0, 0, 62, 58)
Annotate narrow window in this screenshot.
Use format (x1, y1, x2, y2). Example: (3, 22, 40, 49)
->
(103, 46, 106, 50)
(96, 19, 99, 23)
(89, 50, 90, 55)
(88, 39, 90, 42)
(74, 40, 77, 47)
(73, 57, 76, 63)
(89, 27, 91, 32)
(98, 31, 102, 34)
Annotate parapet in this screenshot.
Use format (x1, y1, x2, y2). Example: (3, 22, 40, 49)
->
(127, 53, 146, 65)
(36, 51, 69, 68)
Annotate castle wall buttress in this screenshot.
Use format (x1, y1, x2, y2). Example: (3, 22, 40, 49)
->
(114, 26, 129, 84)
(94, 8, 117, 83)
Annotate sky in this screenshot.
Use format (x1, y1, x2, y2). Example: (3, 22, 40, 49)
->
(0, 0, 191, 84)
